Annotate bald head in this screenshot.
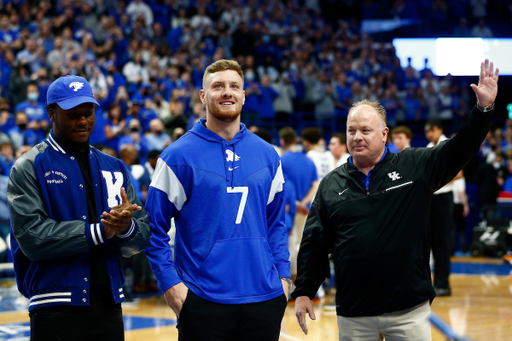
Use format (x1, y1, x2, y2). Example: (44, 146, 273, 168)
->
(149, 118, 164, 133)
(119, 144, 139, 165)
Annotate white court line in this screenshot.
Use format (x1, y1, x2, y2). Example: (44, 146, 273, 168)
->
(279, 332, 306, 341)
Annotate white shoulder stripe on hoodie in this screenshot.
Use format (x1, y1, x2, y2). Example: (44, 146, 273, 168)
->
(268, 161, 284, 205)
(150, 158, 187, 211)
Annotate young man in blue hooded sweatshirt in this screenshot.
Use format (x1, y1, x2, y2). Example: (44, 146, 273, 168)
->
(145, 59, 291, 341)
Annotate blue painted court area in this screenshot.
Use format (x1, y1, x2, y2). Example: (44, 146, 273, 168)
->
(0, 316, 175, 340)
(451, 261, 512, 276)
(123, 315, 176, 330)
(0, 322, 29, 341)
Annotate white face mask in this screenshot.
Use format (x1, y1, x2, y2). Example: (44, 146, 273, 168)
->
(28, 92, 39, 101)
(492, 161, 501, 169)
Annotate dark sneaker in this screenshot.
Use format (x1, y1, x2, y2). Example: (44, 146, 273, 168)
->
(434, 287, 451, 297)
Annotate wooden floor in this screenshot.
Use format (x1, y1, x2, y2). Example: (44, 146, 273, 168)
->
(1, 258, 512, 341)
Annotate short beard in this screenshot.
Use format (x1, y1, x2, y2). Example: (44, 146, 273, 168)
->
(206, 99, 241, 123)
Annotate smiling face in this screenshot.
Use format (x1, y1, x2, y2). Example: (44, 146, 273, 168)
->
(48, 103, 95, 152)
(347, 104, 388, 169)
(200, 69, 245, 123)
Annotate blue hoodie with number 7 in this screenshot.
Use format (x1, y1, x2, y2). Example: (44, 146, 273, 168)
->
(144, 119, 290, 304)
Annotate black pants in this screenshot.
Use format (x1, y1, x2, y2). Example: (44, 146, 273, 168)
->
(430, 192, 454, 289)
(177, 291, 287, 341)
(30, 285, 124, 341)
(453, 203, 466, 252)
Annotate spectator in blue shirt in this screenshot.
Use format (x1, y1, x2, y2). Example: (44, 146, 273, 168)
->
(160, 65, 185, 101)
(118, 118, 149, 165)
(335, 72, 352, 118)
(0, 14, 22, 51)
(258, 74, 279, 121)
(279, 127, 318, 282)
(242, 68, 261, 126)
(145, 118, 171, 152)
(104, 104, 127, 154)
(139, 98, 159, 132)
(0, 50, 15, 92)
(16, 38, 44, 73)
(15, 82, 49, 141)
(8, 111, 38, 150)
(0, 141, 14, 175)
(401, 87, 422, 122)
(380, 88, 399, 127)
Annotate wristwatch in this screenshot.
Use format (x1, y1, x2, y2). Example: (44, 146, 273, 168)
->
(281, 277, 293, 287)
(476, 102, 495, 112)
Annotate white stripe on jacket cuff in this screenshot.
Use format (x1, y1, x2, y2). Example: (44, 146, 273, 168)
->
(116, 219, 136, 239)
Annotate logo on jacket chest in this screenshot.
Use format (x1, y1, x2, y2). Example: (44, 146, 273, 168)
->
(226, 150, 241, 171)
(44, 170, 68, 184)
(387, 171, 402, 181)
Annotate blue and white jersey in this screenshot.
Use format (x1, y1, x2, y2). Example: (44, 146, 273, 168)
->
(0, 29, 18, 44)
(307, 149, 335, 181)
(145, 119, 290, 304)
(15, 100, 48, 123)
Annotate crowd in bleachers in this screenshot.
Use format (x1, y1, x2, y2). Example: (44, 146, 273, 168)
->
(0, 0, 511, 272)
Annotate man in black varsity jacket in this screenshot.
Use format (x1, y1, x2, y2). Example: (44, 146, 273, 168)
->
(292, 60, 499, 341)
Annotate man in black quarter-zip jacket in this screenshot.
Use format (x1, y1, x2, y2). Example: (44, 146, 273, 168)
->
(292, 59, 499, 341)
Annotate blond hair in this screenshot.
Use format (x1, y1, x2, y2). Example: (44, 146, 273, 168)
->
(202, 59, 244, 89)
(348, 99, 387, 127)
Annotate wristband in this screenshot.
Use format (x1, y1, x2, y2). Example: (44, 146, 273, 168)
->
(476, 102, 495, 112)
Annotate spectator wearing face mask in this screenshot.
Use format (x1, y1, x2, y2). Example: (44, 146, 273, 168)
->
(241, 68, 261, 126)
(8, 111, 38, 150)
(145, 118, 171, 152)
(118, 118, 149, 165)
(258, 74, 279, 125)
(15, 82, 49, 141)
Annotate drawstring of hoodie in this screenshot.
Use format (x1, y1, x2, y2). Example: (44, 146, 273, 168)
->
(222, 141, 230, 184)
(222, 142, 236, 188)
(231, 144, 235, 188)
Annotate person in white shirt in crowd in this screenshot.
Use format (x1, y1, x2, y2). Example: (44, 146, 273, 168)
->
(302, 127, 335, 180)
(153, 92, 170, 121)
(272, 72, 296, 124)
(123, 52, 149, 85)
(190, 6, 213, 29)
(452, 169, 470, 254)
(328, 133, 350, 167)
(126, 0, 154, 29)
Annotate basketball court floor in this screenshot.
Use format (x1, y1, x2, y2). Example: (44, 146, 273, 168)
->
(1, 257, 511, 341)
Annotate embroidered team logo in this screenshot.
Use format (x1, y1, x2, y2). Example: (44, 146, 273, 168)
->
(387, 171, 402, 181)
(225, 150, 241, 162)
(69, 82, 85, 92)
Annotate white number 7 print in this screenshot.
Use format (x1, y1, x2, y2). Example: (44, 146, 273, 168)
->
(227, 186, 249, 224)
